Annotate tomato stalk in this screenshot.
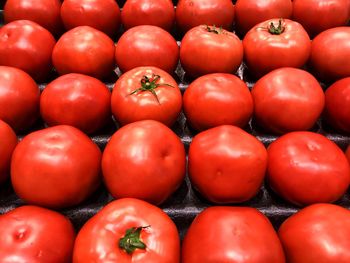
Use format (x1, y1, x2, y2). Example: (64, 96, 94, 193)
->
(119, 226, 150, 254)
(268, 19, 285, 35)
(205, 25, 223, 34)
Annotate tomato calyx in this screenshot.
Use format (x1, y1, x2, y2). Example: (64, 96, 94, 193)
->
(205, 25, 223, 34)
(119, 226, 150, 254)
(267, 19, 285, 35)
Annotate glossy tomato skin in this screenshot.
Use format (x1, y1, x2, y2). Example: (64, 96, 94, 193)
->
(243, 19, 311, 78)
(73, 198, 180, 263)
(175, 0, 235, 32)
(183, 73, 253, 131)
(52, 26, 115, 79)
(111, 67, 182, 127)
(267, 132, 350, 206)
(0, 120, 17, 185)
(11, 125, 102, 209)
(188, 125, 267, 203)
(40, 73, 111, 134)
(61, 0, 121, 37)
(279, 203, 350, 263)
(0, 20, 56, 81)
(180, 25, 243, 78)
(122, 0, 175, 31)
(252, 68, 325, 134)
(182, 206, 286, 263)
(102, 120, 186, 205)
(0, 206, 75, 263)
(115, 25, 179, 73)
(0, 66, 40, 132)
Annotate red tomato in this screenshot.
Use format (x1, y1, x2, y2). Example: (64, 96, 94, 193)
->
(243, 19, 311, 78)
(40, 73, 111, 134)
(183, 73, 253, 131)
(102, 120, 186, 205)
(180, 25, 243, 78)
(188, 125, 267, 203)
(111, 67, 181, 127)
(52, 26, 115, 79)
(0, 120, 17, 185)
(73, 198, 180, 263)
(182, 206, 286, 263)
(175, 0, 235, 32)
(61, 0, 121, 38)
(279, 203, 350, 263)
(251, 68, 325, 134)
(235, 0, 292, 35)
(310, 27, 350, 81)
(11, 125, 102, 209)
(0, 66, 40, 132)
(293, 0, 350, 37)
(267, 132, 350, 206)
(115, 25, 179, 73)
(0, 20, 56, 81)
(122, 0, 175, 31)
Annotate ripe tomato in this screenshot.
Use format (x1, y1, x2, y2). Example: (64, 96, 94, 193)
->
(111, 67, 181, 127)
(0, 206, 75, 263)
(180, 25, 243, 78)
(279, 203, 350, 263)
(182, 206, 286, 263)
(188, 125, 267, 203)
(102, 120, 186, 205)
(175, 0, 235, 32)
(267, 132, 350, 206)
(115, 25, 179, 73)
(73, 198, 180, 263)
(0, 20, 56, 81)
(0, 66, 40, 132)
(251, 68, 325, 134)
(61, 0, 121, 38)
(243, 19, 311, 78)
(122, 0, 175, 31)
(11, 125, 102, 209)
(0, 120, 17, 185)
(183, 73, 253, 131)
(52, 26, 115, 79)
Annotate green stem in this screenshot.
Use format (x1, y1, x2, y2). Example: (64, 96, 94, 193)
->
(268, 19, 285, 35)
(119, 226, 150, 254)
(205, 25, 223, 34)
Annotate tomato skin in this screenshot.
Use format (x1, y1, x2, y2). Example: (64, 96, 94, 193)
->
(180, 25, 243, 78)
(111, 67, 182, 127)
(183, 73, 253, 131)
(182, 206, 286, 263)
(175, 0, 235, 32)
(279, 203, 350, 263)
(40, 73, 111, 134)
(73, 198, 180, 263)
(102, 120, 186, 205)
(188, 125, 267, 203)
(0, 120, 17, 185)
(251, 68, 325, 134)
(11, 125, 102, 209)
(267, 132, 350, 206)
(0, 20, 56, 81)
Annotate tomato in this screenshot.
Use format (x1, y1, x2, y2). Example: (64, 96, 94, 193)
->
(115, 25, 179, 74)
(0, 120, 17, 185)
(251, 68, 325, 134)
(310, 27, 350, 82)
(183, 73, 253, 131)
(11, 125, 102, 209)
(188, 125, 267, 203)
(267, 132, 350, 206)
(279, 203, 350, 263)
(111, 67, 181, 127)
(235, 0, 292, 35)
(293, 0, 350, 37)
(0, 20, 56, 81)
(180, 25, 243, 78)
(182, 206, 286, 263)
(52, 26, 115, 80)
(102, 120, 186, 205)
(73, 198, 180, 263)
(0, 66, 40, 132)
(0, 205, 75, 263)
(175, 0, 235, 32)
(61, 0, 121, 38)
(122, 0, 175, 31)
